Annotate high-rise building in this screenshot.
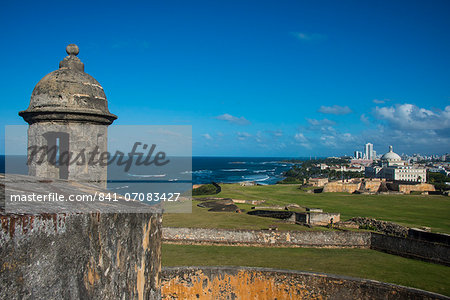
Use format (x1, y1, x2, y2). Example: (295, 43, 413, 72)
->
(354, 151, 363, 159)
(364, 143, 374, 160)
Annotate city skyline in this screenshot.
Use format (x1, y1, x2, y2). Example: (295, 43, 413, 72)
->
(1, 0, 449, 157)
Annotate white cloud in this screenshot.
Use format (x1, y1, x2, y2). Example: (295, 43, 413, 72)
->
(277, 142, 287, 149)
(374, 103, 450, 130)
(273, 130, 283, 137)
(358, 124, 448, 154)
(341, 133, 354, 142)
(237, 132, 251, 140)
(318, 105, 352, 115)
(294, 133, 312, 149)
(307, 118, 335, 126)
(306, 118, 336, 133)
(320, 135, 337, 148)
(294, 133, 308, 143)
(373, 99, 387, 104)
(256, 131, 263, 138)
(349, 103, 450, 153)
(215, 113, 250, 125)
(202, 133, 212, 140)
(360, 114, 369, 124)
(292, 32, 326, 41)
(319, 132, 355, 149)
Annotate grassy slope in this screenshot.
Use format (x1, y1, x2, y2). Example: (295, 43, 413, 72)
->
(164, 184, 450, 233)
(162, 244, 450, 296)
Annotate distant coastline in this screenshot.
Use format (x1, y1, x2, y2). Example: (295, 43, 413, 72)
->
(0, 155, 307, 185)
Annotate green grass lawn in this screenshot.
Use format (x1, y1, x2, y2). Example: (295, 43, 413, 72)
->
(163, 184, 450, 233)
(162, 244, 450, 296)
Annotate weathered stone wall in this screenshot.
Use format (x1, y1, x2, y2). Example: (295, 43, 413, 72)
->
(323, 180, 436, 194)
(399, 183, 436, 194)
(308, 212, 340, 225)
(0, 212, 162, 299)
(295, 212, 340, 225)
(162, 227, 371, 247)
(323, 181, 361, 193)
(408, 228, 450, 245)
(27, 123, 109, 188)
(371, 233, 450, 266)
(308, 177, 328, 187)
(163, 227, 450, 266)
(362, 180, 382, 192)
(161, 266, 448, 300)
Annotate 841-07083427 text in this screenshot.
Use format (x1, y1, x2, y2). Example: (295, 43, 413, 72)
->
(123, 192, 180, 202)
(8, 192, 181, 202)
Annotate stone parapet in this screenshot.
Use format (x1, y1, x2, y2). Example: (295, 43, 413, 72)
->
(161, 266, 449, 300)
(163, 227, 370, 248)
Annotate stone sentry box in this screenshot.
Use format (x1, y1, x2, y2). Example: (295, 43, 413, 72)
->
(19, 44, 117, 188)
(1, 45, 162, 299)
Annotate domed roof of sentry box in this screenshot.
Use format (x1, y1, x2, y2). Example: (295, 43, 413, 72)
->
(19, 44, 117, 125)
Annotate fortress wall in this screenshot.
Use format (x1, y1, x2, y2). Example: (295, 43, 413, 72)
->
(399, 183, 436, 194)
(408, 228, 450, 245)
(363, 181, 382, 192)
(164, 228, 450, 266)
(161, 266, 448, 300)
(371, 233, 450, 266)
(323, 182, 361, 193)
(163, 227, 371, 248)
(0, 212, 162, 299)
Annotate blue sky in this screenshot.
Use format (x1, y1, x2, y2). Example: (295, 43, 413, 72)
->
(1, 0, 449, 156)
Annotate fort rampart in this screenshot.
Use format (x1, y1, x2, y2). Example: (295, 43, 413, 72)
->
(161, 266, 448, 300)
(163, 227, 370, 247)
(163, 227, 450, 266)
(0, 212, 161, 299)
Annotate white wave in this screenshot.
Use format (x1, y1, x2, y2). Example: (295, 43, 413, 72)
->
(181, 170, 212, 174)
(111, 185, 129, 190)
(241, 175, 270, 182)
(127, 173, 166, 178)
(220, 169, 248, 172)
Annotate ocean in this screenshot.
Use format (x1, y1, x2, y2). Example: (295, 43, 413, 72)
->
(0, 156, 302, 185)
(189, 157, 298, 185)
